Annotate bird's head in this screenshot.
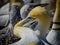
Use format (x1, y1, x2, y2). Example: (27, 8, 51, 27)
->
(28, 6, 51, 38)
(28, 6, 51, 27)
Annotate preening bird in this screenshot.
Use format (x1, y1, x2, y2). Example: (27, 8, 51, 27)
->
(46, 0, 60, 45)
(14, 6, 51, 39)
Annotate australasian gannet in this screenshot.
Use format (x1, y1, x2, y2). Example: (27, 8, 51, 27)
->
(14, 6, 51, 39)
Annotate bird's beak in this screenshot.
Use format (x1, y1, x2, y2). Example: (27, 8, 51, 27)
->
(22, 16, 38, 30)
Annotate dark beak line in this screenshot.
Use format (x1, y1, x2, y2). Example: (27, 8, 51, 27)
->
(22, 17, 36, 25)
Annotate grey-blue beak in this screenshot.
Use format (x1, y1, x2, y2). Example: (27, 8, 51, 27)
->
(22, 17, 38, 30)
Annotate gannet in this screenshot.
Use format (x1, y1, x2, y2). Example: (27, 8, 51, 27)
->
(10, 6, 51, 45)
(14, 6, 51, 39)
(46, 0, 60, 45)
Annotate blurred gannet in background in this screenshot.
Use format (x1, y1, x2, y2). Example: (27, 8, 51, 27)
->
(0, 0, 23, 44)
(9, 0, 23, 26)
(20, 4, 30, 19)
(0, 3, 9, 15)
(0, 15, 9, 27)
(14, 6, 51, 39)
(46, 0, 60, 45)
(0, 14, 14, 45)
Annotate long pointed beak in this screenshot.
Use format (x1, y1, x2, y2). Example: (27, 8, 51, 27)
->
(22, 17, 38, 30)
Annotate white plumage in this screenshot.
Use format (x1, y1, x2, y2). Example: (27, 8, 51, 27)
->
(0, 15, 9, 26)
(0, 3, 9, 15)
(20, 4, 30, 19)
(10, 27, 39, 45)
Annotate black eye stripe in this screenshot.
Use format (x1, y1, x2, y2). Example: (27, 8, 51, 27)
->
(30, 21, 38, 30)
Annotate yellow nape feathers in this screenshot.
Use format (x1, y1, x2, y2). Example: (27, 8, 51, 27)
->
(29, 6, 50, 26)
